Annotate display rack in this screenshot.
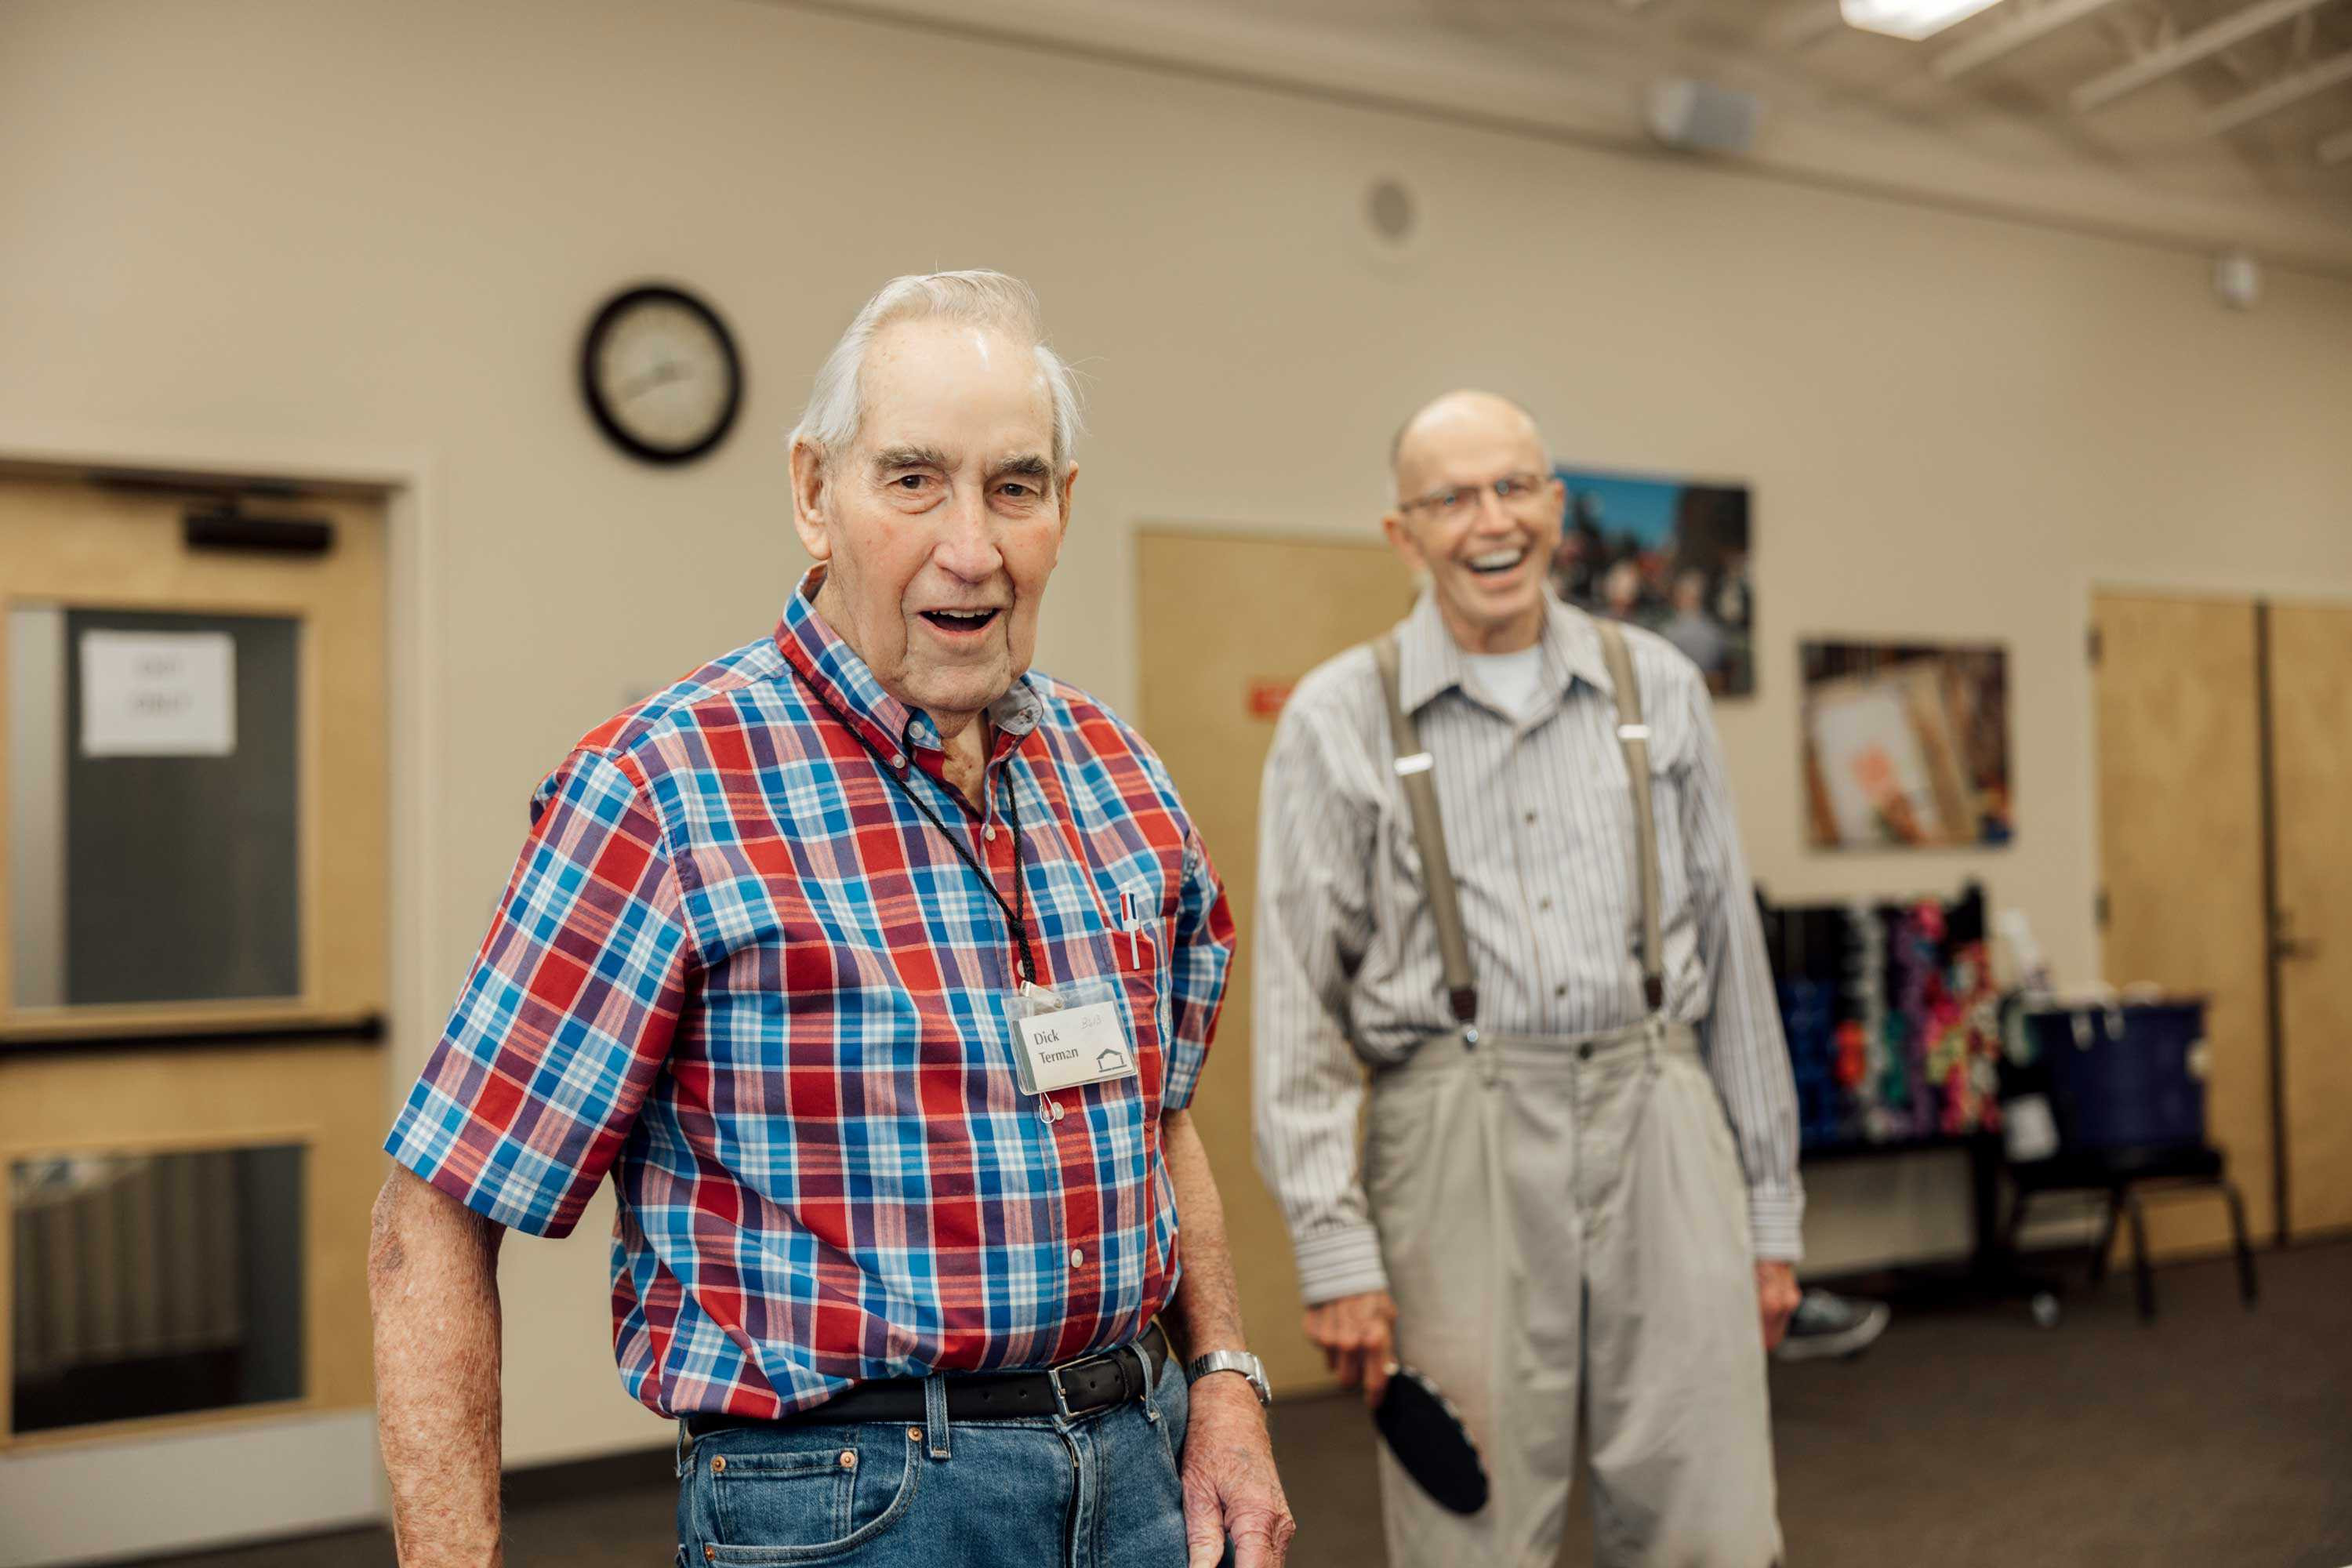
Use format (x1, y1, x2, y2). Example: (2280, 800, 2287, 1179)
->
(1762, 882, 2055, 1313)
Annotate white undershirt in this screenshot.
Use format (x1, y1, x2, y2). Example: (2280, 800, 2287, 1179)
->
(1463, 645, 1546, 721)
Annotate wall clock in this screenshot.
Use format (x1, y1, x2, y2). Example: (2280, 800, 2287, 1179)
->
(579, 283, 742, 465)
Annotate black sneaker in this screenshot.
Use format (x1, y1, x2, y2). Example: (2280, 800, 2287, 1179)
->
(1773, 1289, 1890, 1362)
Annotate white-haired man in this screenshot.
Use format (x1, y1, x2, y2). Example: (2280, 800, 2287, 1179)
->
(1256, 390, 1798, 1566)
(369, 272, 1293, 1567)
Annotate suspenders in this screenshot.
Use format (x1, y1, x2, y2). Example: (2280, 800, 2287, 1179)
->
(1372, 635, 1481, 1035)
(1593, 621, 1667, 1014)
(1371, 619, 1665, 1033)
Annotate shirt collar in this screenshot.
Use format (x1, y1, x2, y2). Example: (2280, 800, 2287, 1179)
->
(774, 567, 1045, 763)
(1394, 587, 1614, 715)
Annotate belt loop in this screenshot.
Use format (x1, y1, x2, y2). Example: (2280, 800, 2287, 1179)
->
(674, 1417, 693, 1479)
(922, 1374, 952, 1461)
(922, 1375, 952, 1460)
(1130, 1341, 1160, 1422)
(1479, 1032, 1502, 1089)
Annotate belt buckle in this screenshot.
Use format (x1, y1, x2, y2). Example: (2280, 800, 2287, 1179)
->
(1047, 1362, 1078, 1421)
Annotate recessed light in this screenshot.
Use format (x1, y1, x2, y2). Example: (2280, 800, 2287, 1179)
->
(1839, 0, 2006, 40)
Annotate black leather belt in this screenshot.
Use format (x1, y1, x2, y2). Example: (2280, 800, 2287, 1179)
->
(684, 1323, 1169, 1437)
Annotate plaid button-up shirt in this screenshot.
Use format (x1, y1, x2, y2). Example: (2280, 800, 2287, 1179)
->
(386, 571, 1233, 1417)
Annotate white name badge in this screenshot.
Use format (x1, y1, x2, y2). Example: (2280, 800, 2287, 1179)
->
(1016, 1000, 1140, 1095)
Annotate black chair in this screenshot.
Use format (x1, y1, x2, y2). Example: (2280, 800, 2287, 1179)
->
(2002, 1143, 2257, 1322)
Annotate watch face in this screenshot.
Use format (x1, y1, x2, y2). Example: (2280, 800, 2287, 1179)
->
(581, 285, 742, 464)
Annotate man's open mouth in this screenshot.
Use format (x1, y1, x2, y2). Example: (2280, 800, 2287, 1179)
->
(920, 608, 1003, 632)
(1467, 546, 1530, 575)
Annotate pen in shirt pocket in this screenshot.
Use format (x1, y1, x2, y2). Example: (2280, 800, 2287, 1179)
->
(1118, 888, 1146, 967)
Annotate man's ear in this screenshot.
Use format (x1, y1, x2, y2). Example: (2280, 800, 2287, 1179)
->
(1381, 510, 1426, 574)
(789, 436, 833, 562)
(1055, 463, 1079, 544)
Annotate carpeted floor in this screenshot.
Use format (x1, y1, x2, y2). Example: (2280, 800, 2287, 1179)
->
(139, 1241, 2351, 1568)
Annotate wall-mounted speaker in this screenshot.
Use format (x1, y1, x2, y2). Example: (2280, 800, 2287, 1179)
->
(1364, 176, 1419, 249)
(1646, 78, 1761, 156)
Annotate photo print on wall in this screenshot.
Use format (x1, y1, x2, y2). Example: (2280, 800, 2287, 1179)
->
(1547, 467, 1754, 698)
(1801, 641, 2013, 851)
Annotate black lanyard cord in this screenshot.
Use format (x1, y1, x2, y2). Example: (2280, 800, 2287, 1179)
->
(788, 665, 1039, 986)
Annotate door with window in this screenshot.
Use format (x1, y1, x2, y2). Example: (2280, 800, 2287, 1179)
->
(0, 471, 387, 1468)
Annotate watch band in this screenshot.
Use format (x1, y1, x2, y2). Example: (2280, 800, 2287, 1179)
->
(1184, 1349, 1272, 1407)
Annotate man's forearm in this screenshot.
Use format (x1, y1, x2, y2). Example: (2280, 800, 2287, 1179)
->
(1160, 1109, 1295, 1566)
(1160, 1109, 1248, 1358)
(368, 1168, 507, 1567)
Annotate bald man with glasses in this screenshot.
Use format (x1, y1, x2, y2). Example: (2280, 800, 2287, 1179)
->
(1255, 391, 1798, 1566)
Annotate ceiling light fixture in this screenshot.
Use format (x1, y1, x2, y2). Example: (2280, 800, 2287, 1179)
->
(1840, 0, 2008, 40)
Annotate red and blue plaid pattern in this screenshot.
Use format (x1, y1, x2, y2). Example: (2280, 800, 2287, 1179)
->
(387, 572, 1233, 1417)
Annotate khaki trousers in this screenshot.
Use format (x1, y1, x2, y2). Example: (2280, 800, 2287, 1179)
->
(1366, 1018, 1781, 1568)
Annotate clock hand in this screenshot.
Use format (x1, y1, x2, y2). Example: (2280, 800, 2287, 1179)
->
(619, 360, 690, 401)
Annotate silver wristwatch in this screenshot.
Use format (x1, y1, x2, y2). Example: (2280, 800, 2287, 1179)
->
(1184, 1349, 1272, 1407)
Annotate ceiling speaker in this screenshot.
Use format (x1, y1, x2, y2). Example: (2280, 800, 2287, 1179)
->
(1646, 78, 1760, 155)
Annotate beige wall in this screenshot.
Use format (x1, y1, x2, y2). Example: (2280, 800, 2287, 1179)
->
(6, 0, 2352, 1475)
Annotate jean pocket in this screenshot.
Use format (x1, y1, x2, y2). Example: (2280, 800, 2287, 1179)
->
(1147, 1351, 1191, 1464)
(699, 1428, 923, 1563)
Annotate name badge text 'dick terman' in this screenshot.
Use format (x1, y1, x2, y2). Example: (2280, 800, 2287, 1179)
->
(1016, 1000, 1139, 1095)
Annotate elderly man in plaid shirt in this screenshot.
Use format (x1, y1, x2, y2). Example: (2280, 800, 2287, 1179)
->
(367, 272, 1292, 1568)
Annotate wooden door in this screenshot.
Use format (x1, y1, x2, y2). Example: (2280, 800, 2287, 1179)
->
(2266, 602, 2352, 1240)
(2091, 592, 2273, 1254)
(0, 473, 387, 1450)
(1137, 526, 1415, 1395)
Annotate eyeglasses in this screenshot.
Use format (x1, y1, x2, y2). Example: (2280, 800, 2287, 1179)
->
(1399, 472, 1553, 521)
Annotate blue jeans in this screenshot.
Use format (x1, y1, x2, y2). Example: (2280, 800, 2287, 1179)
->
(675, 1348, 1191, 1566)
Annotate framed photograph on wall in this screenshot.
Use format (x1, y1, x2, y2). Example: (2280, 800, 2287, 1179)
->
(1547, 466, 1754, 698)
(1802, 641, 2012, 850)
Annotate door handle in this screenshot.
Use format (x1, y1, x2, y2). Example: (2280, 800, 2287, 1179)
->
(2271, 909, 2318, 963)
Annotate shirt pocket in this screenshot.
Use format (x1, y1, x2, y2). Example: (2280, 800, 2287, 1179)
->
(1374, 801, 1440, 967)
(1059, 873, 1176, 1116)
(1641, 753, 1694, 934)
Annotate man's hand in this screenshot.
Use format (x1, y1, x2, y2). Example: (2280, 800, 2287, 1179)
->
(1301, 1290, 1396, 1409)
(1181, 1370, 1296, 1568)
(1756, 1261, 1800, 1352)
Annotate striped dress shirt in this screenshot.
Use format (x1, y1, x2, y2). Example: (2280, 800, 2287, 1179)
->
(1254, 590, 1801, 1305)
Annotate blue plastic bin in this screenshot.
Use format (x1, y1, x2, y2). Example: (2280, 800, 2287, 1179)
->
(2020, 999, 2209, 1151)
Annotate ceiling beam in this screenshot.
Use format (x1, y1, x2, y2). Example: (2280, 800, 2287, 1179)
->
(2318, 124, 2352, 162)
(2072, 0, 2336, 112)
(2205, 46, 2352, 132)
(1773, 2, 1846, 49)
(1932, 0, 2133, 81)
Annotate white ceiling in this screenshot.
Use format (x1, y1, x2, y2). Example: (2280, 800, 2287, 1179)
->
(1429, 0, 2352, 201)
(792, 0, 2352, 270)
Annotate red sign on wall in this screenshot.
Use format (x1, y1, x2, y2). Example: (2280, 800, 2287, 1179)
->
(1247, 680, 1294, 720)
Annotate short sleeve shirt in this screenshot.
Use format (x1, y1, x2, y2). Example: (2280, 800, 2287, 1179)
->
(385, 572, 1234, 1417)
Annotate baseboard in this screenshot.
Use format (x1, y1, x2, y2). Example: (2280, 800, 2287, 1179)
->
(503, 1443, 674, 1508)
(0, 1411, 382, 1568)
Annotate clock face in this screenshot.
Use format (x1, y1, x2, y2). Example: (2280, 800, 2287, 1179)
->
(580, 285, 742, 464)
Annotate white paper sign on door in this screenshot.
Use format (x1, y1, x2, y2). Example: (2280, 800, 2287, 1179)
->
(78, 630, 238, 757)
